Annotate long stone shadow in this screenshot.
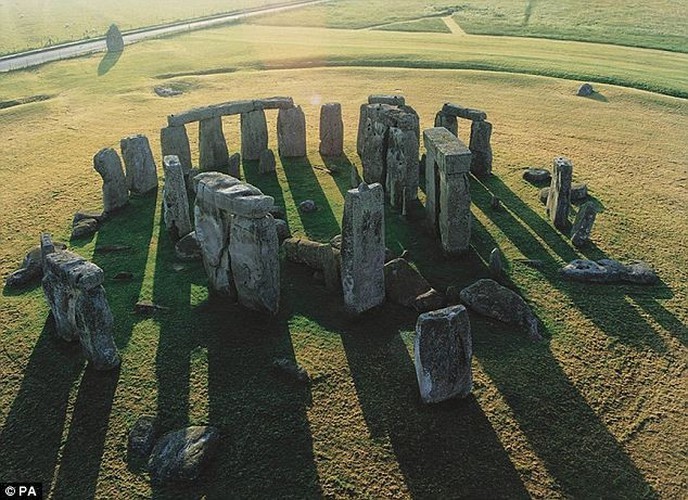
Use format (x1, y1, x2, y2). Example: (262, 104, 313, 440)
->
(0, 317, 83, 493)
(280, 155, 340, 242)
(321, 153, 357, 198)
(98, 50, 122, 76)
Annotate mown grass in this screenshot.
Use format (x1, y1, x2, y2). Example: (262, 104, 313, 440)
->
(372, 17, 451, 34)
(0, 21, 686, 500)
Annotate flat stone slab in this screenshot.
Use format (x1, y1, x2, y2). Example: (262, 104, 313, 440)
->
(441, 103, 487, 121)
(368, 94, 405, 106)
(523, 168, 551, 183)
(167, 97, 294, 126)
(384, 258, 445, 312)
(148, 426, 220, 484)
(559, 259, 658, 284)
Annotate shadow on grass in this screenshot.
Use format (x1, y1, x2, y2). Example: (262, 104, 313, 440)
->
(321, 153, 357, 198)
(98, 50, 122, 76)
(242, 158, 291, 233)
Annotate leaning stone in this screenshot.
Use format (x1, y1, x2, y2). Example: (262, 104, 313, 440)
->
(415, 305, 472, 404)
(228, 153, 241, 179)
(460, 279, 541, 341)
(71, 218, 99, 239)
(259, 149, 276, 174)
(559, 259, 658, 285)
(94, 148, 128, 213)
(469, 120, 493, 177)
(523, 168, 551, 184)
(489, 248, 503, 279)
(175, 231, 202, 262)
(384, 258, 445, 312)
(577, 83, 594, 96)
(120, 134, 158, 194)
(571, 201, 597, 247)
(319, 103, 344, 156)
(241, 109, 269, 161)
(162, 156, 192, 240)
(199, 117, 230, 171)
(160, 125, 192, 177)
(271, 358, 310, 385)
(277, 106, 307, 157)
(148, 426, 220, 484)
(299, 199, 317, 213)
(546, 156, 573, 231)
(128, 416, 157, 464)
(368, 94, 405, 106)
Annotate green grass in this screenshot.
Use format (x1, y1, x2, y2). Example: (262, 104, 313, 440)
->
(0, 18, 686, 500)
(372, 17, 452, 34)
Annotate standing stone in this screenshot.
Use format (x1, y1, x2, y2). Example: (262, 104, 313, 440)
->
(359, 111, 387, 184)
(546, 156, 573, 231)
(434, 111, 458, 136)
(120, 134, 158, 194)
(571, 201, 598, 248)
(228, 153, 241, 179)
(105, 24, 124, 53)
(199, 117, 230, 171)
(489, 248, 503, 279)
(241, 109, 268, 161)
(277, 106, 307, 157)
(469, 120, 493, 177)
(160, 125, 192, 177)
(340, 183, 385, 314)
(162, 156, 192, 240)
(319, 103, 344, 156)
(386, 126, 419, 208)
(93, 147, 128, 213)
(259, 149, 276, 174)
(414, 305, 472, 404)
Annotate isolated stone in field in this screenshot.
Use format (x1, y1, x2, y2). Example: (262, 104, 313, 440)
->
(386, 126, 420, 208)
(120, 134, 158, 194)
(523, 168, 551, 184)
(160, 125, 192, 177)
(71, 217, 100, 239)
(106, 24, 124, 53)
(489, 248, 504, 279)
(154, 86, 182, 98)
(93, 147, 128, 213)
(546, 156, 573, 231)
(340, 183, 385, 314)
(148, 426, 220, 484)
(384, 258, 445, 312)
(415, 305, 473, 404)
(469, 120, 493, 177)
(175, 231, 202, 261)
(128, 416, 157, 463)
(299, 199, 317, 213)
(241, 109, 269, 161)
(199, 117, 230, 171)
(277, 105, 307, 157)
(577, 83, 594, 96)
(434, 110, 458, 136)
(571, 201, 598, 247)
(259, 148, 276, 174)
(282, 238, 339, 290)
(162, 155, 192, 240)
(228, 153, 241, 179)
(42, 247, 121, 369)
(460, 278, 541, 341)
(559, 259, 658, 284)
(319, 103, 344, 156)
(368, 94, 405, 106)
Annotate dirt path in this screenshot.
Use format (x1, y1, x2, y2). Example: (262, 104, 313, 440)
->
(442, 16, 467, 36)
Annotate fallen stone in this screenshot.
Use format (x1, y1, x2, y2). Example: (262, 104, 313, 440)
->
(489, 248, 503, 279)
(112, 271, 134, 282)
(148, 426, 220, 484)
(299, 199, 317, 213)
(94, 244, 132, 254)
(384, 258, 445, 312)
(271, 358, 310, 384)
(4, 241, 66, 289)
(571, 201, 598, 248)
(154, 86, 183, 98)
(559, 259, 658, 284)
(128, 416, 157, 464)
(514, 258, 544, 269)
(460, 279, 541, 341)
(277, 105, 307, 157)
(135, 301, 170, 315)
(120, 134, 158, 194)
(274, 219, 291, 243)
(94, 147, 128, 213)
(175, 231, 202, 261)
(319, 103, 344, 156)
(283, 238, 339, 290)
(415, 305, 472, 404)
(577, 83, 594, 96)
(73, 211, 106, 225)
(71, 218, 100, 239)
(523, 168, 551, 184)
(259, 149, 276, 174)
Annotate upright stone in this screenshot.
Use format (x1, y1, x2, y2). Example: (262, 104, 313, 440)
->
(546, 156, 573, 231)
(160, 125, 192, 177)
(277, 105, 307, 157)
(414, 305, 472, 403)
(93, 147, 128, 213)
(358, 107, 387, 184)
(571, 201, 597, 248)
(434, 111, 458, 136)
(340, 183, 385, 314)
(120, 134, 158, 194)
(469, 120, 493, 177)
(228, 153, 241, 179)
(319, 103, 344, 156)
(106, 24, 124, 53)
(240, 109, 268, 161)
(162, 156, 192, 240)
(386, 127, 419, 207)
(199, 117, 229, 171)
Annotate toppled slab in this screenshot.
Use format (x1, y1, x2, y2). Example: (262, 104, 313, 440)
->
(148, 426, 220, 484)
(4, 238, 67, 289)
(384, 258, 445, 313)
(283, 237, 339, 291)
(559, 259, 658, 284)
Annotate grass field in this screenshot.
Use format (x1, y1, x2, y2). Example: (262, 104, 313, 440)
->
(372, 17, 451, 34)
(0, 12, 686, 500)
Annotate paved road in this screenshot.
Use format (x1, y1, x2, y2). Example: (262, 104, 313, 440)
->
(0, 0, 328, 73)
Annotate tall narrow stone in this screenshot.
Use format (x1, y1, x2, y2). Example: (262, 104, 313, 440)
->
(93, 147, 128, 214)
(162, 155, 192, 240)
(386, 126, 419, 207)
(571, 201, 597, 247)
(415, 305, 472, 403)
(546, 156, 573, 231)
(434, 111, 458, 136)
(319, 103, 344, 156)
(120, 134, 158, 194)
(160, 125, 192, 177)
(469, 120, 493, 177)
(199, 117, 229, 171)
(340, 183, 385, 314)
(277, 105, 307, 158)
(240, 109, 268, 161)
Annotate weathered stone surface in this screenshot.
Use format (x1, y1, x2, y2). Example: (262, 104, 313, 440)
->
(523, 168, 551, 184)
(469, 120, 493, 177)
(415, 305, 472, 404)
(199, 117, 230, 171)
(299, 199, 317, 213)
(148, 426, 220, 484)
(259, 149, 276, 174)
(106, 24, 124, 52)
(120, 134, 158, 194)
(255, 96, 295, 110)
(441, 103, 487, 121)
(167, 97, 293, 127)
(154, 86, 183, 98)
(128, 416, 157, 463)
(42, 249, 121, 368)
(71, 218, 100, 239)
(571, 201, 597, 247)
(73, 211, 106, 225)
(229, 215, 280, 315)
(434, 110, 458, 136)
(160, 125, 192, 177)
(319, 103, 344, 156)
(228, 153, 241, 179)
(423, 127, 472, 255)
(577, 83, 594, 96)
(175, 231, 202, 261)
(274, 219, 291, 243)
(386, 127, 419, 207)
(241, 109, 268, 161)
(546, 156, 573, 231)
(369, 94, 405, 106)
(4, 240, 66, 289)
(162, 156, 192, 240)
(277, 106, 307, 157)
(559, 259, 658, 284)
(341, 183, 385, 314)
(460, 279, 541, 341)
(384, 258, 445, 312)
(489, 248, 503, 279)
(540, 183, 588, 204)
(283, 238, 339, 290)
(93, 148, 128, 213)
